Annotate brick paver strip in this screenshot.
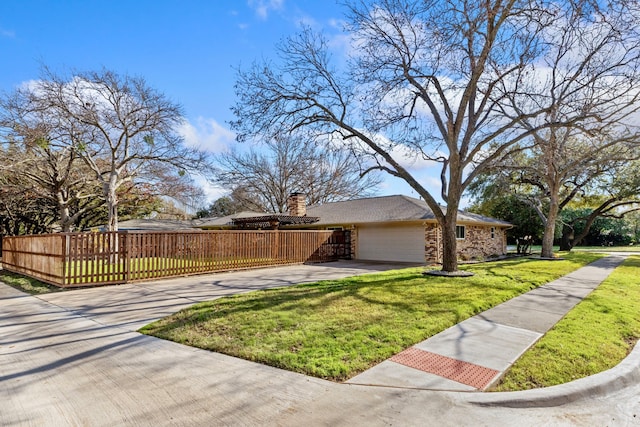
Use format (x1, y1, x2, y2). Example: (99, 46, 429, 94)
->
(390, 347, 500, 390)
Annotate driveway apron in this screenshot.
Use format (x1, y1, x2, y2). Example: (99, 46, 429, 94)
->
(1, 258, 639, 426)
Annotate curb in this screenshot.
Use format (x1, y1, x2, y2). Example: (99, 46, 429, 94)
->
(466, 340, 640, 408)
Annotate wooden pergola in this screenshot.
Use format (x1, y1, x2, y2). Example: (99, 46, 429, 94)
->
(232, 215, 320, 230)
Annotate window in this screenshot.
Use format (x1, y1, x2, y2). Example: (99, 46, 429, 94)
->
(456, 225, 466, 239)
(491, 227, 495, 239)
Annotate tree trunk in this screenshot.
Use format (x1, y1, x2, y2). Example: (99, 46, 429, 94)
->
(107, 195, 118, 231)
(440, 156, 462, 273)
(441, 216, 458, 272)
(105, 173, 119, 232)
(58, 204, 72, 232)
(105, 178, 120, 264)
(439, 190, 461, 272)
(559, 224, 574, 251)
(107, 190, 118, 231)
(570, 208, 608, 250)
(541, 196, 559, 258)
(56, 191, 73, 232)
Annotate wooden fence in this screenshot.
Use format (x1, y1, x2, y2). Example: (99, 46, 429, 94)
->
(1, 230, 351, 288)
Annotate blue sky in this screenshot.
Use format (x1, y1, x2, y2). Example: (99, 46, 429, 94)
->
(0, 0, 441, 205)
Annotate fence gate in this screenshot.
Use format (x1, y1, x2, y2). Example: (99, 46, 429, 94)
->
(308, 230, 351, 262)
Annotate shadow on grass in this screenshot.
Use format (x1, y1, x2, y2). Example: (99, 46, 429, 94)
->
(143, 255, 594, 329)
(0, 271, 66, 295)
(140, 253, 606, 381)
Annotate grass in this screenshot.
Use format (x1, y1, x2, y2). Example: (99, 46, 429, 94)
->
(1, 256, 278, 288)
(0, 269, 65, 294)
(572, 245, 640, 253)
(140, 252, 603, 382)
(522, 245, 640, 253)
(2, 256, 273, 289)
(64, 256, 277, 285)
(492, 255, 640, 391)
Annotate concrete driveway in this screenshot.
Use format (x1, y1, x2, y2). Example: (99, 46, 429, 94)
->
(37, 261, 419, 331)
(1, 261, 639, 426)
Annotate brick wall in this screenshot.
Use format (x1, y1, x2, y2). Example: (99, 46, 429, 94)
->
(337, 222, 506, 264)
(456, 225, 506, 261)
(424, 223, 506, 263)
(424, 223, 441, 264)
(287, 193, 307, 216)
(349, 225, 357, 258)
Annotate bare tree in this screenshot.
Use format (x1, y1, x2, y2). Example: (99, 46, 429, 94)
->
(213, 134, 381, 213)
(490, 136, 640, 256)
(232, 0, 640, 270)
(1, 101, 105, 232)
(474, 149, 640, 250)
(2, 67, 209, 231)
(0, 165, 58, 235)
(3, 142, 104, 232)
(137, 161, 207, 215)
(495, 2, 640, 257)
(232, 0, 559, 272)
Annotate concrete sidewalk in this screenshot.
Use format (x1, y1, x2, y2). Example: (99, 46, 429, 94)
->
(1, 256, 639, 426)
(37, 260, 420, 331)
(348, 255, 628, 391)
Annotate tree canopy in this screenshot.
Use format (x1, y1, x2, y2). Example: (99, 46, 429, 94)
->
(212, 134, 381, 213)
(232, 0, 640, 271)
(1, 67, 209, 231)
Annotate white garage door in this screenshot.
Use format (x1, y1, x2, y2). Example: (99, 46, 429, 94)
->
(357, 224, 425, 263)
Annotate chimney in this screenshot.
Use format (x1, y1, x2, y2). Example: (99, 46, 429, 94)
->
(287, 192, 306, 216)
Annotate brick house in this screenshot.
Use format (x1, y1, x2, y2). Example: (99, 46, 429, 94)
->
(196, 194, 510, 264)
(296, 194, 510, 264)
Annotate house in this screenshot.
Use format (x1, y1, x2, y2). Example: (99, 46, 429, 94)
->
(299, 194, 510, 264)
(194, 193, 511, 264)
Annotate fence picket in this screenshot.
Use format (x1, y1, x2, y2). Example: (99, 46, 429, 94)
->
(1, 230, 350, 287)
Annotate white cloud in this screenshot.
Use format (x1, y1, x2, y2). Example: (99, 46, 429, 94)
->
(179, 118, 236, 204)
(328, 18, 344, 29)
(387, 145, 440, 172)
(178, 117, 236, 153)
(194, 176, 228, 204)
(248, 0, 284, 20)
(0, 27, 15, 38)
(18, 79, 40, 91)
(377, 171, 446, 203)
(295, 14, 318, 29)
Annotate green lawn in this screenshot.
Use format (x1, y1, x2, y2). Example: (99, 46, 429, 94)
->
(0, 270, 65, 294)
(64, 256, 277, 285)
(140, 252, 604, 382)
(572, 245, 640, 252)
(521, 245, 640, 253)
(493, 255, 640, 391)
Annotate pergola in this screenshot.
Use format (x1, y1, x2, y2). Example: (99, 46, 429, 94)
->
(231, 215, 320, 229)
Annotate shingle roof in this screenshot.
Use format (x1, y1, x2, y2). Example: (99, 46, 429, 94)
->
(232, 214, 320, 228)
(119, 196, 510, 231)
(305, 195, 511, 227)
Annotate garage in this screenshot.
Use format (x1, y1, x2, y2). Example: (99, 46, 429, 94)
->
(357, 224, 425, 263)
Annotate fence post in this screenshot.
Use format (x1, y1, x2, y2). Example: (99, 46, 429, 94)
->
(274, 230, 280, 262)
(61, 234, 68, 287)
(121, 231, 130, 284)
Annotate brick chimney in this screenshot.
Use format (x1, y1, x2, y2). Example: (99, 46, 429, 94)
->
(287, 192, 306, 216)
